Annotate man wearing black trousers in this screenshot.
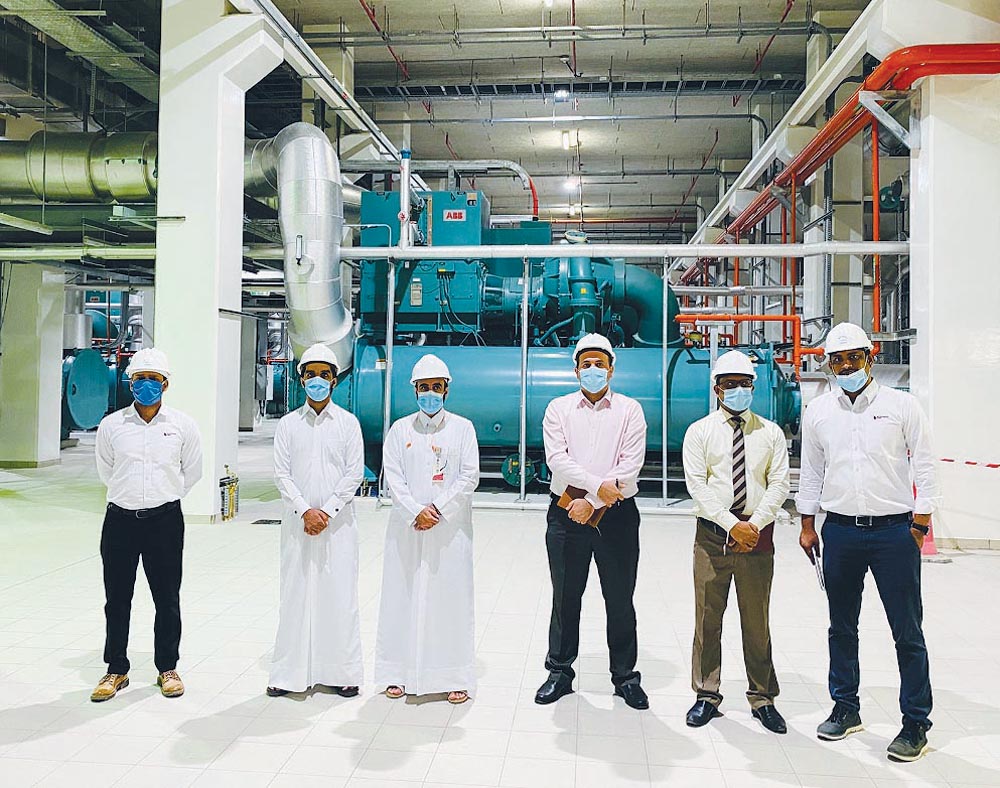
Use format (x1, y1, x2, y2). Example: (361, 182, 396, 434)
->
(536, 333, 649, 710)
(91, 347, 202, 702)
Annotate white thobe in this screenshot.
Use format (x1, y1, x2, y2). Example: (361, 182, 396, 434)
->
(269, 401, 365, 692)
(375, 409, 480, 696)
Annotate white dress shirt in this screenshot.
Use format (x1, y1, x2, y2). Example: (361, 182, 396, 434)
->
(683, 408, 791, 531)
(273, 401, 365, 519)
(95, 404, 203, 510)
(795, 380, 941, 517)
(543, 389, 647, 509)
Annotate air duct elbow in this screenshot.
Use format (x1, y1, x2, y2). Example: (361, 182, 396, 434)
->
(269, 123, 355, 369)
(621, 263, 679, 346)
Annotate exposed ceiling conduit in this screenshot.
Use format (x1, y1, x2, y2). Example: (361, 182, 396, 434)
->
(0, 0, 159, 102)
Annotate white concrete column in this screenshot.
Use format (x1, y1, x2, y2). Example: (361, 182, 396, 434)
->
(909, 74, 1000, 546)
(0, 266, 65, 468)
(154, 0, 282, 521)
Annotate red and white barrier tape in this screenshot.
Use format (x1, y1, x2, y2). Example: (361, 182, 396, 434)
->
(940, 458, 1000, 469)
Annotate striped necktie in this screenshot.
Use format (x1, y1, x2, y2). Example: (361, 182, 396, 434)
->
(731, 414, 747, 511)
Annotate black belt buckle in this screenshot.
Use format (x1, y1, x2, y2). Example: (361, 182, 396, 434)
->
(135, 506, 158, 520)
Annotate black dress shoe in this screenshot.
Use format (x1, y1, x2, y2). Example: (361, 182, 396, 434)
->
(686, 699, 723, 727)
(266, 686, 289, 697)
(614, 682, 649, 710)
(534, 676, 573, 705)
(752, 704, 787, 734)
(333, 685, 359, 698)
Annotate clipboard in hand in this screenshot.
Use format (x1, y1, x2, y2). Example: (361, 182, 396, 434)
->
(557, 486, 608, 528)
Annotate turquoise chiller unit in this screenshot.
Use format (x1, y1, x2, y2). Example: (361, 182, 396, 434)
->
(295, 189, 800, 488)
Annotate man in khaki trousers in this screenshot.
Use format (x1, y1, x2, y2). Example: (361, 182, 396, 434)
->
(682, 350, 790, 733)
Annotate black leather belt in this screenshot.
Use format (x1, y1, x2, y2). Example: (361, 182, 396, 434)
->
(697, 518, 730, 539)
(108, 500, 180, 520)
(825, 511, 911, 528)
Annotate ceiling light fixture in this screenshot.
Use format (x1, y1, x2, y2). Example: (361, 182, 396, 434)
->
(561, 130, 570, 150)
(543, 0, 554, 7)
(554, 89, 569, 100)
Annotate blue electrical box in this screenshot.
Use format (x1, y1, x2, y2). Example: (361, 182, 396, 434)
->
(423, 191, 489, 246)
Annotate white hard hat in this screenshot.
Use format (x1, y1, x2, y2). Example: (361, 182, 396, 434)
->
(825, 322, 873, 354)
(126, 347, 170, 379)
(711, 350, 757, 382)
(296, 343, 340, 375)
(410, 353, 452, 384)
(573, 333, 616, 365)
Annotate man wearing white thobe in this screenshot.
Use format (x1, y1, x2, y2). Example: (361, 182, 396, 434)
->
(376, 354, 480, 704)
(267, 343, 365, 697)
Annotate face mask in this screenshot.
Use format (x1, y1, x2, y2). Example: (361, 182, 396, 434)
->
(721, 386, 753, 413)
(837, 366, 870, 393)
(579, 367, 609, 395)
(131, 379, 163, 406)
(304, 377, 332, 402)
(417, 392, 444, 415)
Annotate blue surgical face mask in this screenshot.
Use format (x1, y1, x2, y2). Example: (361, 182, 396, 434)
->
(304, 377, 332, 402)
(131, 378, 163, 406)
(721, 386, 753, 413)
(836, 366, 870, 393)
(417, 391, 444, 415)
(579, 366, 609, 395)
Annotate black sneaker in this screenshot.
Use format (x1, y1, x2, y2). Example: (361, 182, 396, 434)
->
(817, 703, 863, 741)
(887, 721, 929, 762)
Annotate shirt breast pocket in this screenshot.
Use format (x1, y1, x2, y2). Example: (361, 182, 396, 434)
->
(156, 430, 184, 470)
(868, 415, 906, 458)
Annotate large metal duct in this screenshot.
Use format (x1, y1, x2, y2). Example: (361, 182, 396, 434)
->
(0, 132, 158, 201)
(246, 123, 355, 367)
(0, 130, 362, 219)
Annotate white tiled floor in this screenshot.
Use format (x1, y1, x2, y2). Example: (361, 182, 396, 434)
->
(1, 430, 999, 787)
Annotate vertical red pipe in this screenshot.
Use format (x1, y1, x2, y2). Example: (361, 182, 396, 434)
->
(871, 121, 882, 350)
(790, 178, 798, 319)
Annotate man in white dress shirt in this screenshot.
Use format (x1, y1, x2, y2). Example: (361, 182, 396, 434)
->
(682, 350, 790, 733)
(376, 354, 480, 705)
(267, 343, 365, 698)
(92, 348, 202, 702)
(536, 334, 649, 710)
(797, 323, 940, 762)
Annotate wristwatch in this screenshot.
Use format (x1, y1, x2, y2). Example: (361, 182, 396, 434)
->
(910, 522, 930, 535)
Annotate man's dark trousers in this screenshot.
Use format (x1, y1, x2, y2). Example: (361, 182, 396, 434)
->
(822, 514, 932, 728)
(101, 502, 184, 675)
(545, 496, 640, 686)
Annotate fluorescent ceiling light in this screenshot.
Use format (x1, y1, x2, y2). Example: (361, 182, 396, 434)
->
(543, 0, 554, 7)
(554, 89, 569, 99)
(561, 130, 570, 150)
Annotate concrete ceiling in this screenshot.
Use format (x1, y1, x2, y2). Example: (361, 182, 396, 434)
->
(275, 0, 872, 228)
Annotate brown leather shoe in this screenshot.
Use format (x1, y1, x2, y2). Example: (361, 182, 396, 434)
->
(157, 670, 185, 698)
(91, 673, 129, 702)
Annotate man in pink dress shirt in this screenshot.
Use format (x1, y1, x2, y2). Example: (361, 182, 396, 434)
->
(535, 334, 649, 710)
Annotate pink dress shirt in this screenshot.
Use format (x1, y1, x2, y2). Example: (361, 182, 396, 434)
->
(542, 389, 647, 509)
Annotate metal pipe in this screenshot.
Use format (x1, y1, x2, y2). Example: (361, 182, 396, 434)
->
(305, 21, 831, 48)
(341, 158, 539, 218)
(680, 306, 738, 314)
(871, 120, 882, 343)
(382, 258, 396, 499)
(672, 285, 794, 296)
(399, 150, 412, 249)
(378, 112, 770, 137)
(518, 256, 529, 502)
(334, 241, 908, 261)
(660, 257, 669, 507)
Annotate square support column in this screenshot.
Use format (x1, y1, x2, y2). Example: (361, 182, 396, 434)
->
(0, 266, 65, 468)
(910, 74, 1000, 545)
(154, 0, 282, 521)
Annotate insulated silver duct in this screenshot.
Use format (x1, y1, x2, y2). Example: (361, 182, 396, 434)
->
(248, 123, 354, 367)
